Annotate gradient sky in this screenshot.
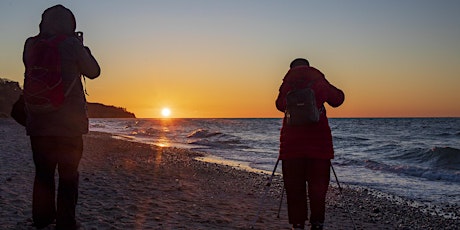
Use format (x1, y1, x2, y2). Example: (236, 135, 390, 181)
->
(1, 0, 459, 118)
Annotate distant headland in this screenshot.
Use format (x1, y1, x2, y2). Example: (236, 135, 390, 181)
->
(86, 102, 135, 118)
(0, 78, 136, 118)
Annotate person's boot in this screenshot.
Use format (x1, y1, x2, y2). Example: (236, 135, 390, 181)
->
(292, 223, 305, 229)
(310, 222, 323, 230)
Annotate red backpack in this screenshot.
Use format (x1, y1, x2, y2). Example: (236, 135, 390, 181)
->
(24, 35, 76, 113)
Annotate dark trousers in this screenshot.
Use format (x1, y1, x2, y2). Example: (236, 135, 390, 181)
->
(30, 136, 83, 228)
(282, 158, 330, 225)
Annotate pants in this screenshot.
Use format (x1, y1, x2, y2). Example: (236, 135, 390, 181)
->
(30, 136, 83, 228)
(282, 158, 330, 225)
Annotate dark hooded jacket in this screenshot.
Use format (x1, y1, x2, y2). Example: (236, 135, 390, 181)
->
(23, 5, 100, 136)
(276, 65, 344, 160)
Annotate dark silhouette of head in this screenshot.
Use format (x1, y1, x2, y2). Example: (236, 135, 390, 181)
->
(290, 58, 310, 69)
(39, 5, 76, 37)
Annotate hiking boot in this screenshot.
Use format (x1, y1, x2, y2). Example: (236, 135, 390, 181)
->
(292, 223, 305, 229)
(55, 221, 81, 230)
(310, 222, 324, 230)
(32, 219, 55, 229)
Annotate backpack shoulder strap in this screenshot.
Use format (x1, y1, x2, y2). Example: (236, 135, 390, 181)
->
(306, 78, 317, 88)
(289, 77, 306, 90)
(64, 76, 80, 97)
(290, 77, 316, 90)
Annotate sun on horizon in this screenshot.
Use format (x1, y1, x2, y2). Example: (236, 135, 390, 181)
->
(161, 107, 171, 117)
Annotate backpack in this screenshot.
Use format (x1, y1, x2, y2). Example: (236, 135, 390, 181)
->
(285, 79, 322, 126)
(23, 35, 77, 113)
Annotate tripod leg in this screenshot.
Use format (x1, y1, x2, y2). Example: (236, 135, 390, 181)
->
(306, 182, 309, 221)
(251, 159, 280, 228)
(277, 186, 285, 218)
(330, 164, 357, 230)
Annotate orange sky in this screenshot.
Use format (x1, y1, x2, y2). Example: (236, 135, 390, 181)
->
(1, 1, 459, 118)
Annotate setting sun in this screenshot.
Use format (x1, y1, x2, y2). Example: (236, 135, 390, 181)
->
(161, 108, 171, 117)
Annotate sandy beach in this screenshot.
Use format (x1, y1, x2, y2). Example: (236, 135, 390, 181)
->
(1, 119, 458, 229)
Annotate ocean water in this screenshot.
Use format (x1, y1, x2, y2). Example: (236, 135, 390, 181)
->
(89, 118, 460, 214)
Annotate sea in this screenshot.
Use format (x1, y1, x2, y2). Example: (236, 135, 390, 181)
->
(89, 118, 460, 218)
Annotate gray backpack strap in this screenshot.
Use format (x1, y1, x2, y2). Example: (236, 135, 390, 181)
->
(64, 76, 79, 96)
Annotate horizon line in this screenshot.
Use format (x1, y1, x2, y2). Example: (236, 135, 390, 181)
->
(96, 116, 460, 119)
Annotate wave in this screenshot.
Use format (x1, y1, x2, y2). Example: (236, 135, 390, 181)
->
(364, 159, 460, 183)
(90, 123, 106, 128)
(127, 127, 161, 136)
(406, 147, 460, 170)
(395, 147, 460, 170)
(429, 147, 460, 170)
(333, 136, 370, 142)
(187, 129, 223, 138)
(435, 132, 460, 137)
(339, 146, 460, 182)
(186, 129, 244, 149)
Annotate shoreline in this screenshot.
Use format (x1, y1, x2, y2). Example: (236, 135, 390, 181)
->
(194, 148, 460, 222)
(1, 124, 458, 229)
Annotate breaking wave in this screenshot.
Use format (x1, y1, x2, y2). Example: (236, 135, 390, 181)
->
(187, 129, 244, 149)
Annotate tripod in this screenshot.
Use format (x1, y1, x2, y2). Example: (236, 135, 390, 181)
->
(331, 164, 357, 230)
(275, 163, 357, 230)
(251, 159, 280, 228)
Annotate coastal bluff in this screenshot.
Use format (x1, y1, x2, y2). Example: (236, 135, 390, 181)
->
(86, 102, 135, 118)
(0, 78, 136, 118)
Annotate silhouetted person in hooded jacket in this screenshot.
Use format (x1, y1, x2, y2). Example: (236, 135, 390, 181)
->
(23, 5, 100, 229)
(276, 58, 344, 230)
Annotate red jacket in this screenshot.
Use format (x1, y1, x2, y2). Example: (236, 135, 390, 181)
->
(276, 66, 344, 160)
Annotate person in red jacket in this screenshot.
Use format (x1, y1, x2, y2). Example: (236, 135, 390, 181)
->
(23, 5, 100, 229)
(276, 58, 344, 230)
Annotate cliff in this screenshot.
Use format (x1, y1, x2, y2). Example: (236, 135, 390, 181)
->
(0, 79, 22, 118)
(0, 78, 136, 118)
(87, 102, 136, 118)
